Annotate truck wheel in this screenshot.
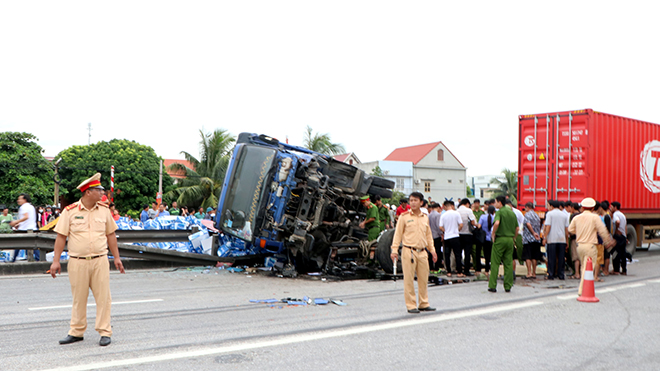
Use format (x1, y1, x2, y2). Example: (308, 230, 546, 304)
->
(369, 176, 395, 189)
(368, 185, 393, 199)
(376, 229, 402, 273)
(626, 225, 637, 257)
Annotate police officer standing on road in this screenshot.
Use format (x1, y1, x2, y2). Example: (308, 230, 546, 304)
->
(568, 197, 615, 296)
(390, 192, 437, 313)
(488, 196, 518, 293)
(50, 173, 125, 347)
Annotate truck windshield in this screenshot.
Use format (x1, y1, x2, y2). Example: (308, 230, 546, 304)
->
(220, 145, 277, 241)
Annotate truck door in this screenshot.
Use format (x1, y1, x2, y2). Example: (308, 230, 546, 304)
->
(519, 115, 552, 207)
(554, 112, 589, 202)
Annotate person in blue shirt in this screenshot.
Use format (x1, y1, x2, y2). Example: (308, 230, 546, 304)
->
(156, 203, 170, 218)
(477, 205, 496, 273)
(139, 205, 149, 223)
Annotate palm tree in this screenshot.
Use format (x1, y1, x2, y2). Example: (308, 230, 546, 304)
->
(164, 129, 236, 210)
(303, 126, 346, 155)
(491, 168, 518, 204)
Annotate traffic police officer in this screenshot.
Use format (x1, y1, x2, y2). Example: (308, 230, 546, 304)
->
(390, 192, 437, 313)
(488, 195, 518, 293)
(359, 195, 380, 241)
(50, 173, 125, 346)
(568, 197, 615, 295)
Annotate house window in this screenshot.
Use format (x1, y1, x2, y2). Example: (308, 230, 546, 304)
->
(396, 178, 404, 190)
(349, 159, 353, 165)
(459, 179, 463, 184)
(424, 182, 431, 193)
(448, 179, 452, 183)
(437, 150, 444, 161)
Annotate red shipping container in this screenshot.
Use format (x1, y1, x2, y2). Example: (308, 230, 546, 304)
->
(518, 109, 660, 216)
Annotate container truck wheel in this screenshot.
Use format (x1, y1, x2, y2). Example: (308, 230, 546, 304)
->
(625, 224, 637, 257)
(376, 229, 402, 273)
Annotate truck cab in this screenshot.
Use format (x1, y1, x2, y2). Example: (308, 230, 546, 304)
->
(216, 133, 394, 272)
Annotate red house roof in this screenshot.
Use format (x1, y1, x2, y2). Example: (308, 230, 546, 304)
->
(384, 141, 465, 167)
(163, 159, 195, 179)
(384, 142, 441, 165)
(333, 153, 349, 162)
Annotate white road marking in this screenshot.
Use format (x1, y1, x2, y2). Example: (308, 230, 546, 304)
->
(28, 299, 163, 311)
(40, 300, 543, 371)
(557, 282, 647, 300)
(647, 278, 660, 283)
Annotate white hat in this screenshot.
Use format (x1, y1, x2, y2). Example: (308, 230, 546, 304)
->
(581, 197, 596, 208)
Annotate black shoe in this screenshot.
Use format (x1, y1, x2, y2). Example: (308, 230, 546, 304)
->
(419, 306, 436, 312)
(488, 288, 497, 293)
(505, 289, 511, 293)
(466, 272, 474, 277)
(99, 336, 111, 346)
(59, 335, 84, 345)
(407, 309, 420, 314)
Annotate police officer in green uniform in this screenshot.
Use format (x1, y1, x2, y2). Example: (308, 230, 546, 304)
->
(488, 195, 519, 293)
(374, 195, 391, 232)
(359, 195, 381, 241)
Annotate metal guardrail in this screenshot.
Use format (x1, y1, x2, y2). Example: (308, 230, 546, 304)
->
(0, 230, 244, 265)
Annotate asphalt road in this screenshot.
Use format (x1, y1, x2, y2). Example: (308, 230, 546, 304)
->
(3, 246, 660, 371)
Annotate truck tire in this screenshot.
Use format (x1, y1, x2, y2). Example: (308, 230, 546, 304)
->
(626, 224, 637, 257)
(376, 229, 402, 273)
(369, 176, 395, 189)
(368, 185, 393, 199)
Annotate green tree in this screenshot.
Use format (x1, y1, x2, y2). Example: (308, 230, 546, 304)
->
(382, 190, 407, 208)
(370, 165, 384, 176)
(303, 126, 346, 155)
(0, 132, 54, 208)
(466, 185, 473, 197)
(164, 129, 235, 210)
(55, 139, 173, 212)
(491, 168, 518, 204)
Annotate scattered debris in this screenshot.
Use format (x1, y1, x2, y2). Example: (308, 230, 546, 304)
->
(249, 296, 345, 308)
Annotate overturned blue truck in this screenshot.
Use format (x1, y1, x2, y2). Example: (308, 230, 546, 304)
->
(215, 133, 396, 274)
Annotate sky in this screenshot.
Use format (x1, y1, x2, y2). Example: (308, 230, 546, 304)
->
(2, 1, 660, 178)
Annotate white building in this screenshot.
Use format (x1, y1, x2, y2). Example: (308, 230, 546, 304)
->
(382, 141, 467, 202)
(468, 174, 506, 200)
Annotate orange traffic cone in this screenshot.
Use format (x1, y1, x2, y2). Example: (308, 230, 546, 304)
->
(577, 257, 599, 303)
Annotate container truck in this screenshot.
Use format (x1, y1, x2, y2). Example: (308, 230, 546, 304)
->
(518, 109, 660, 255)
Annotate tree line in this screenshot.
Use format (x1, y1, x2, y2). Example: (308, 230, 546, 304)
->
(0, 127, 346, 218)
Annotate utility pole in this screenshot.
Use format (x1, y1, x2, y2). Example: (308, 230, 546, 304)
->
(53, 158, 62, 207)
(88, 123, 92, 145)
(157, 160, 163, 205)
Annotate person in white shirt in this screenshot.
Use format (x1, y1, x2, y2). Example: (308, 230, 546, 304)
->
(420, 200, 429, 215)
(610, 201, 628, 275)
(9, 193, 38, 262)
(542, 200, 570, 279)
(439, 200, 463, 277)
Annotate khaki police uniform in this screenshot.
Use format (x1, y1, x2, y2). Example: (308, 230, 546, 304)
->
(54, 186, 118, 337)
(391, 210, 435, 310)
(568, 208, 613, 295)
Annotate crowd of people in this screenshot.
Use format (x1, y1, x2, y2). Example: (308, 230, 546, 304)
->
(138, 201, 218, 223)
(385, 192, 631, 312)
(384, 194, 631, 295)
